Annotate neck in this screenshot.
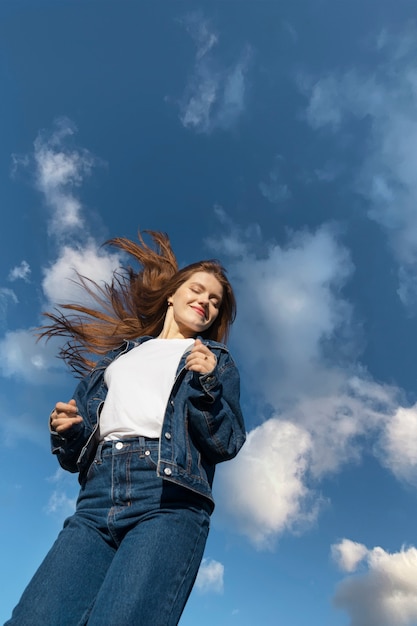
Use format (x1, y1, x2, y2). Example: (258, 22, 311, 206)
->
(158, 309, 196, 340)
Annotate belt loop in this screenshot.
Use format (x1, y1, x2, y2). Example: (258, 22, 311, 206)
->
(95, 441, 104, 463)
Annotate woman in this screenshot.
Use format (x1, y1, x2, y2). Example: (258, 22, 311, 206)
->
(6, 231, 245, 626)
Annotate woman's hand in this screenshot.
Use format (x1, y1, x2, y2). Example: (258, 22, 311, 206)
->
(50, 399, 83, 433)
(185, 339, 217, 375)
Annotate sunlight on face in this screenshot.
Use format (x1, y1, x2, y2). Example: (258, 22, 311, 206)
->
(169, 272, 223, 338)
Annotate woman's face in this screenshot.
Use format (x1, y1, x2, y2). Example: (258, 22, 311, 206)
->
(169, 271, 223, 337)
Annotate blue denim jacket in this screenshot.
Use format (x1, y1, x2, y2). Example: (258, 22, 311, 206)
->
(50, 337, 246, 506)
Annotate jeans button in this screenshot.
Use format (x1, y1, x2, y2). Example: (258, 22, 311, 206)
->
(115, 442, 123, 450)
(164, 468, 172, 476)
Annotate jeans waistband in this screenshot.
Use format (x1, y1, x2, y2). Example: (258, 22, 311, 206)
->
(96, 436, 160, 460)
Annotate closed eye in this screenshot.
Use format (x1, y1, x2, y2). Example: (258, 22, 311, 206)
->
(189, 282, 222, 307)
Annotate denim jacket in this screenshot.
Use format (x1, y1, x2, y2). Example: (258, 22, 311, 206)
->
(50, 336, 246, 506)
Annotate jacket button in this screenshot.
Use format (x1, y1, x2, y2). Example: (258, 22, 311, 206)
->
(164, 468, 172, 476)
(164, 432, 171, 440)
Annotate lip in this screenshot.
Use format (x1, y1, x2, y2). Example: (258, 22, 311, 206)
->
(190, 305, 206, 319)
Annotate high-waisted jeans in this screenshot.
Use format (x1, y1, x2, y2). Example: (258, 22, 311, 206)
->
(6, 437, 211, 626)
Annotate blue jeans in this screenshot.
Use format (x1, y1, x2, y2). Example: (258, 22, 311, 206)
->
(6, 438, 211, 626)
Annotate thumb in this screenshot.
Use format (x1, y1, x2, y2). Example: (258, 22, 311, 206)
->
(68, 399, 77, 407)
(194, 338, 203, 347)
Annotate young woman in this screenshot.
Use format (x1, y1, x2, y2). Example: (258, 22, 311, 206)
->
(6, 231, 246, 626)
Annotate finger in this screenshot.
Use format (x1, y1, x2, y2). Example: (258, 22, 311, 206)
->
(190, 346, 210, 359)
(185, 353, 215, 374)
(191, 339, 208, 354)
(187, 348, 215, 362)
(55, 399, 78, 415)
(54, 416, 83, 433)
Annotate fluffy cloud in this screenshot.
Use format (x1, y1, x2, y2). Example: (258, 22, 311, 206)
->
(179, 12, 250, 133)
(216, 418, 316, 549)
(44, 468, 77, 519)
(8, 261, 31, 282)
(332, 540, 417, 626)
(0, 329, 61, 382)
(195, 558, 224, 594)
(2, 123, 122, 384)
(209, 219, 401, 546)
(32, 117, 96, 237)
(45, 490, 77, 517)
(301, 27, 417, 307)
(331, 538, 369, 573)
(378, 404, 417, 484)
(42, 241, 122, 306)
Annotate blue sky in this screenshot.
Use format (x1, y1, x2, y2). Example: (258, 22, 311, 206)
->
(2, 1, 417, 624)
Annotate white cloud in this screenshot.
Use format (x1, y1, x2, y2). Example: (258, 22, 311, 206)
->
(302, 74, 346, 131)
(42, 240, 122, 305)
(183, 10, 218, 60)
(0, 288, 18, 305)
(301, 27, 417, 308)
(195, 558, 224, 594)
(32, 117, 96, 236)
(284, 374, 397, 477)
(333, 541, 417, 626)
(2, 122, 121, 384)
(8, 261, 31, 282)
(228, 225, 355, 401)
(0, 288, 18, 327)
(0, 328, 61, 382)
(209, 219, 401, 546)
(205, 206, 258, 257)
(179, 13, 250, 133)
(216, 418, 316, 549)
(215, 54, 249, 130)
(332, 539, 369, 573)
(44, 467, 77, 518)
(45, 490, 77, 517)
(378, 404, 417, 484)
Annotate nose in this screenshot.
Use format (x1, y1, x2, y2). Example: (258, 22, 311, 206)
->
(198, 294, 209, 305)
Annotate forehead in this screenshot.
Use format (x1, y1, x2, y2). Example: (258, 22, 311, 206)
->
(184, 271, 223, 295)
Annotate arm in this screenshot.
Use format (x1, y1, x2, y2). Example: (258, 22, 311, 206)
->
(49, 375, 92, 473)
(186, 344, 246, 464)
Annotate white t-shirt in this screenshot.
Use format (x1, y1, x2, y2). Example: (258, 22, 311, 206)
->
(99, 338, 194, 441)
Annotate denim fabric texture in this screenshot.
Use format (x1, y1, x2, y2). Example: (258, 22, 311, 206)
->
(6, 438, 211, 626)
(50, 336, 246, 507)
(7, 337, 245, 624)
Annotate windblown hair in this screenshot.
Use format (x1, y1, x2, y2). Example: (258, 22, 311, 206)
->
(39, 230, 236, 376)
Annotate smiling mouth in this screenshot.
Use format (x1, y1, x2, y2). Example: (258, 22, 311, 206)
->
(191, 306, 206, 319)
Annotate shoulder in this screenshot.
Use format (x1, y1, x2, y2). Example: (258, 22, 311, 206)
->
(92, 337, 152, 371)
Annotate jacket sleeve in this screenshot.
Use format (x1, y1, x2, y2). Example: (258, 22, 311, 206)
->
(187, 353, 246, 464)
(49, 374, 93, 473)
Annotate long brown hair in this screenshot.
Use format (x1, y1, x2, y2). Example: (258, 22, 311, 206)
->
(40, 230, 236, 375)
